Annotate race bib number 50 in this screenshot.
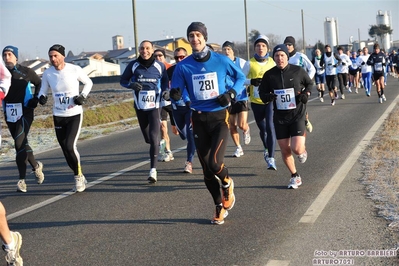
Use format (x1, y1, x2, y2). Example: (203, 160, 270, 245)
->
(192, 72, 219, 100)
(274, 88, 296, 110)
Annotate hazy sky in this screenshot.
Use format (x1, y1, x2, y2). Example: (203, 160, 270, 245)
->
(1, 0, 398, 60)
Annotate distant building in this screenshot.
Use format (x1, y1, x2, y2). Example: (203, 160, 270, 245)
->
(20, 59, 51, 77)
(112, 35, 124, 50)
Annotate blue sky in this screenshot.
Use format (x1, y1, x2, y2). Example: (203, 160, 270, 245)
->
(1, 0, 398, 60)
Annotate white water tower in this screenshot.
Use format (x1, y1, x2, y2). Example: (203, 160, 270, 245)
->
(324, 17, 339, 47)
(376, 10, 391, 50)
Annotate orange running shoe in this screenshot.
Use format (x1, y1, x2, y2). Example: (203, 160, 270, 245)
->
(221, 178, 235, 210)
(211, 204, 228, 225)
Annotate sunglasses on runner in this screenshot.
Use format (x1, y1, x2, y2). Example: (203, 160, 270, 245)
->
(174, 55, 185, 60)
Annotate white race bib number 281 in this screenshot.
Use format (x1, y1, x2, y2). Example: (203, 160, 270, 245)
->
(192, 72, 219, 100)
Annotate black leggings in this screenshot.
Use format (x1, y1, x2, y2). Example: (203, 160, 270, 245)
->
(192, 109, 230, 205)
(135, 108, 161, 169)
(7, 115, 38, 179)
(337, 73, 348, 94)
(53, 114, 83, 175)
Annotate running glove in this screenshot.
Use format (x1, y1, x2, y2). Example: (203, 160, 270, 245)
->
(170, 88, 182, 101)
(216, 89, 236, 107)
(342, 62, 346, 66)
(130, 82, 142, 92)
(250, 78, 262, 86)
(361, 62, 365, 65)
(296, 93, 308, 104)
(260, 92, 277, 104)
(73, 94, 86, 105)
(0, 91, 5, 101)
(27, 97, 39, 108)
(162, 90, 170, 101)
(39, 95, 48, 105)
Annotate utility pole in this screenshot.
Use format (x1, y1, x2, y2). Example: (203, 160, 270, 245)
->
(244, 0, 250, 60)
(301, 9, 305, 52)
(132, 0, 139, 59)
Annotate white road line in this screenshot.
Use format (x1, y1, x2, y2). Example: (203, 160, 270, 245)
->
(266, 260, 290, 266)
(299, 94, 399, 224)
(6, 146, 187, 221)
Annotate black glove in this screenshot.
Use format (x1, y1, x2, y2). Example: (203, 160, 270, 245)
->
(332, 64, 337, 67)
(73, 94, 86, 105)
(162, 90, 170, 101)
(342, 62, 346, 66)
(39, 95, 48, 105)
(27, 97, 39, 109)
(296, 93, 308, 104)
(361, 62, 365, 65)
(170, 88, 182, 101)
(216, 93, 231, 107)
(260, 92, 277, 103)
(250, 78, 262, 86)
(130, 82, 142, 92)
(185, 101, 191, 109)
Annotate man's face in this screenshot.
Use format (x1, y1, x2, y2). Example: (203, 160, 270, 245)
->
(139, 41, 154, 60)
(315, 50, 321, 57)
(174, 49, 187, 63)
(255, 42, 268, 57)
(222, 46, 234, 59)
(154, 51, 165, 62)
(363, 47, 368, 55)
(285, 43, 294, 53)
(48, 50, 65, 69)
(338, 49, 343, 54)
(325, 47, 331, 53)
(188, 31, 206, 53)
(274, 51, 288, 69)
(2, 51, 17, 68)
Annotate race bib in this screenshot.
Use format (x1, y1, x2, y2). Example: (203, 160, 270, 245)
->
(192, 72, 219, 100)
(374, 62, 383, 72)
(54, 92, 75, 111)
(252, 86, 260, 99)
(137, 90, 156, 110)
(5, 103, 23, 123)
(274, 88, 296, 110)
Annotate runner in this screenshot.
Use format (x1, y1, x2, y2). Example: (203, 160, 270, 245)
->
(356, 47, 372, 97)
(222, 41, 251, 158)
(336, 46, 351, 99)
(0, 202, 23, 266)
(247, 35, 277, 170)
(312, 49, 326, 102)
(170, 22, 245, 224)
(349, 51, 361, 93)
(120, 40, 169, 183)
(320, 44, 341, 106)
(367, 43, 386, 103)
(259, 44, 312, 189)
(38, 44, 93, 192)
(166, 47, 196, 173)
(283, 36, 315, 133)
(2, 45, 45, 192)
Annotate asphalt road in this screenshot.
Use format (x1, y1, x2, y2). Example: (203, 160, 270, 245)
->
(1, 81, 399, 266)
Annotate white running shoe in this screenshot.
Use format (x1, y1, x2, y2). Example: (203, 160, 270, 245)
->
(320, 97, 324, 103)
(266, 157, 277, 170)
(16, 180, 27, 193)
(148, 168, 157, 183)
(183, 161, 192, 174)
(74, 175, 87, 192)
(341, 94, 345, 100)
(233, 147, 244, 158)
(243, 128, 251, 145)
(263, 149, 269, 160)
(379, 97, 383, 104)
(297, 150, 308, 163)
(288, 175, 302, 189)
(33, 161, 44, 184)
(348, 87, 352, 93)
(331, 99, 335, 106)
(382, 94, 387, 102)
(3, 231, 23, 266)
(355, 88, 358, 94)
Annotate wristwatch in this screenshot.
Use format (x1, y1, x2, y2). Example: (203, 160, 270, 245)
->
(228, 91, 235, 99)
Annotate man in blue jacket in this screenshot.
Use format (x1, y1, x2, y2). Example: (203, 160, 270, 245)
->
(170, 22, 245, 225)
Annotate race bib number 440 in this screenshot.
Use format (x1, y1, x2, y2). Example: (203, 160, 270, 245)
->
(192, 72, 219, 100)
(138, 90, 156, 110)
(274, 88, 296, 110)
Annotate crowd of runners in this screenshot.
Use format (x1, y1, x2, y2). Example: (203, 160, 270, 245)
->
(1, 20, 398, 265)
